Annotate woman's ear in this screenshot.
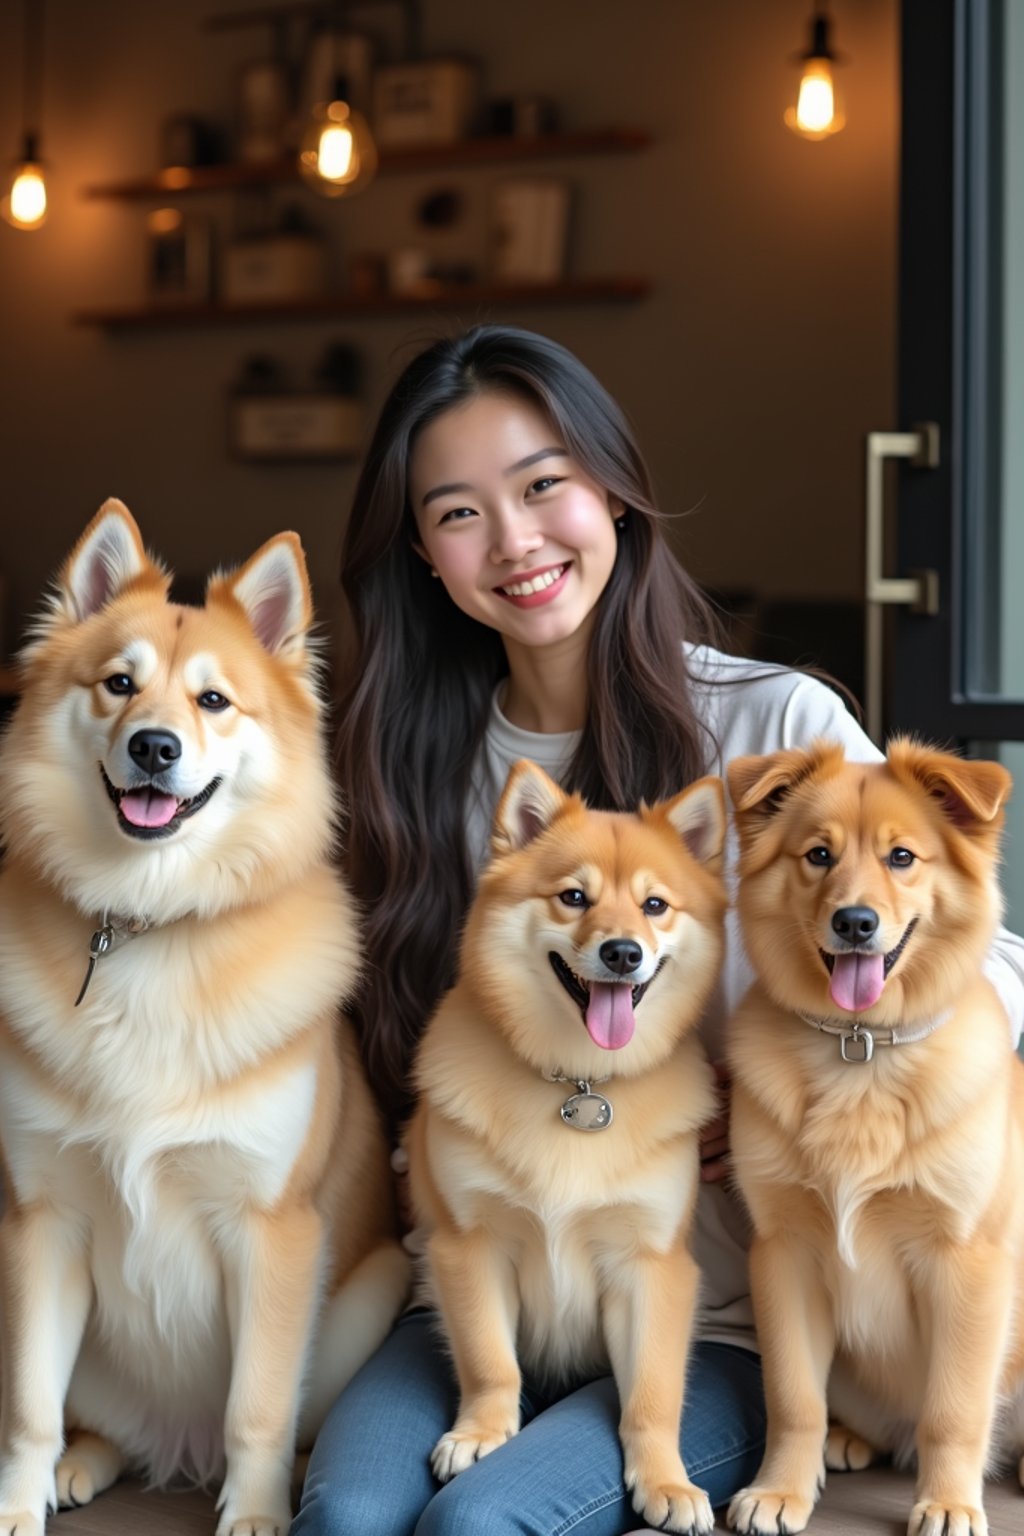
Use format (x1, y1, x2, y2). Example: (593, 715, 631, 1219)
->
(411, 541, 439, 577)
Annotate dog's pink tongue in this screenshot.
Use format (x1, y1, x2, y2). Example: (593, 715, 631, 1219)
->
(585, 982, 636, 1049)
(119, 789, 179, 828)
(829, 952, 885, 1013)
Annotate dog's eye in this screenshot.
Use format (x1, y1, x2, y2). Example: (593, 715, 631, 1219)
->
(805, 846, 833, 867)
(643, 896, 668, 916)
(104, 673, 135, 696)
(888, 847, 915, 869)
(558, 889, 589, 909)
(197, 690, 230, 712)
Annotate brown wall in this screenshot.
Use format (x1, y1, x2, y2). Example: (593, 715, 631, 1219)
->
(0, 0, 897, 659)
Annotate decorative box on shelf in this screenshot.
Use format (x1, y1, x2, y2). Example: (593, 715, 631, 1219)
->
(229, 346, 364, 463)
(223, 233, 328, 305)
(372, 58, 479, 147)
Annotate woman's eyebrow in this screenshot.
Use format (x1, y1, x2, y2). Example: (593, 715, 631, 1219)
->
(421, 447, 568, 508)
(504, 447, 568, 476)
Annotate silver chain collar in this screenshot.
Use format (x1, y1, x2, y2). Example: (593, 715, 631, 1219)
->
(795, 1008, 954, 1063)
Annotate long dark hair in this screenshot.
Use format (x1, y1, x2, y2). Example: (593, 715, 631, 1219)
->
(337, 325, 725, 1123)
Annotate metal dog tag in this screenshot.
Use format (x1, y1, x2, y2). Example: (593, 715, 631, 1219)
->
(840, 1028, 874, 1064)
(560, 1085, 613, 1131)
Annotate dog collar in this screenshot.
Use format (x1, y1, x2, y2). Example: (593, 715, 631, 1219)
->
(542, 1068, 613, 1131)
(795, 1009, 954, 1063)
(74, 910, 152, 1008)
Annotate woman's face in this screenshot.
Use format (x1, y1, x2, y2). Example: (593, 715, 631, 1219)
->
(409, 391, 620, 652)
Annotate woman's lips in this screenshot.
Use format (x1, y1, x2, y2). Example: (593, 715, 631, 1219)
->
(494, 562, 571, 608)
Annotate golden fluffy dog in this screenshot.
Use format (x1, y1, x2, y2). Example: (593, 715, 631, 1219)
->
(407, 759, 726, 1535)
(723, 739, 1024, 1536)
(0, 501, 409, 1536)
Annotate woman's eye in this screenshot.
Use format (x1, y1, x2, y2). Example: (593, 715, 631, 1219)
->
(888, 847, 915, 869)
(529, 476, 562, 495)
(104, 674, 135, 696)
(198, 690, 230, 712)
(643, 895, 668, 916)
(558, 889, 589, 909)
(438, 506, 477, 525)
(805, 846, 833, 867)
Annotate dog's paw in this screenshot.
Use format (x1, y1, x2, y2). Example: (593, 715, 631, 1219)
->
(728, 1487, 814, 1535)
(215, 1516, 289, 1536)
(56, 1459, 96, 1509)
(627, 1474, 713, 1535)
(824, 1424, 877, 1472)
(430, 1426, 516, 1483)
(908, 1499, 987, 1536)
(0, 1514, 44, 1536)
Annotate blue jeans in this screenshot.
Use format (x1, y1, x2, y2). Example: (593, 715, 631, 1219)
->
(292, 1310, 766, 1536)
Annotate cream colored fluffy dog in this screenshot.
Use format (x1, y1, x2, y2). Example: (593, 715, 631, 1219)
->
(0, 501, 408, 1536)
(407, 759, 726, 1535)
(724, 740, 1024, 1536)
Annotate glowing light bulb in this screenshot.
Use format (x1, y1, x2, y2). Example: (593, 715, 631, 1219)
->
(784, 7, 846, 141)
(3, 158, 47, 229)
(299, 94, 377, 197)
(794, 61, 838, 135)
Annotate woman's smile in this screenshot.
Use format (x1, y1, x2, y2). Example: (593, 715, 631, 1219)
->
(493, 561, 572, 606)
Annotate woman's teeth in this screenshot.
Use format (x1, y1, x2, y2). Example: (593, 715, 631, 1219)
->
(499, 565, 566, 597)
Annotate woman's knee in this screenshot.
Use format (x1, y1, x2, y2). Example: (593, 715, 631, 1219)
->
(294, 1472, 420, 1536)
(414, 1472, 519, 1536)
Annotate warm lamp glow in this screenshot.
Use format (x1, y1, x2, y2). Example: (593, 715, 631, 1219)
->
(785, 5, 846, 141)
(4, 3, 50, 230)
(3, 159, 47, 229)
(298, 83, 377, 196)
(299, 98, 377, 195)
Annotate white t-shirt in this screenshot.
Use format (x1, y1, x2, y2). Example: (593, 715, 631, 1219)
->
(465, 644, 1024, 1349)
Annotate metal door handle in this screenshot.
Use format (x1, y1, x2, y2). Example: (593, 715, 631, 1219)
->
(864, 423, 940, 742)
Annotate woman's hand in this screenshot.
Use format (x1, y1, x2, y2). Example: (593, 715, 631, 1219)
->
(700, 1060, 731, 1183)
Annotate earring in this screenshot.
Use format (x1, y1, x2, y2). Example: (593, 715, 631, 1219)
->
(615, 516, 627, 531)
(430, 568, 439, 578)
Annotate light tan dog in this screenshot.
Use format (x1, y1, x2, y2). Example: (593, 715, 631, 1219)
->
(407, 759, 726, 1534)
(0, 501, 409, 1536)
(723, 739, 1024, 1536)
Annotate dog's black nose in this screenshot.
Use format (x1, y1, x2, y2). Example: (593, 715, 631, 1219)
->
(831, 906, 880, 944)
(599, 938, 643, 976)
(128, 729, 182, 776)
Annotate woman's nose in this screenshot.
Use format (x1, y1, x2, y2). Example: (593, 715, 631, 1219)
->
(490, 509, 544, 563)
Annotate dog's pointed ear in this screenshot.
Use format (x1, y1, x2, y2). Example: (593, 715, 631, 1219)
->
(659, 777, 726, 870)
(56, 499, 153, 624)
(728, 741, 845, 827)
(492, 760, 568, 856)
(212, 532, 313, 660)
(887, 739, 1012, 832)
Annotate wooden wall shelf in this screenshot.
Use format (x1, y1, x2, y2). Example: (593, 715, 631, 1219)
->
(73, 278, 651, 330)
(82, 129, 653, 201)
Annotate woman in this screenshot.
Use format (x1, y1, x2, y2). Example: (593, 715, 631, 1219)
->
(293, 325, 1024, 1536)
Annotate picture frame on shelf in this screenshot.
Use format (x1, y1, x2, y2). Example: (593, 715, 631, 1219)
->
(490, 177, 571, 284)
(145, 209, 213, 305)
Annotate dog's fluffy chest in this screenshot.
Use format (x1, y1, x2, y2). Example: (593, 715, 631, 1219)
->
(425, 1114, 698, 1381)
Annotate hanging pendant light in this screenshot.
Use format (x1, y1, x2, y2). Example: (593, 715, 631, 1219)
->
(3, 0, 49, 229)
(785, 2, 846, 141)
(297, 2, 378, 198)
